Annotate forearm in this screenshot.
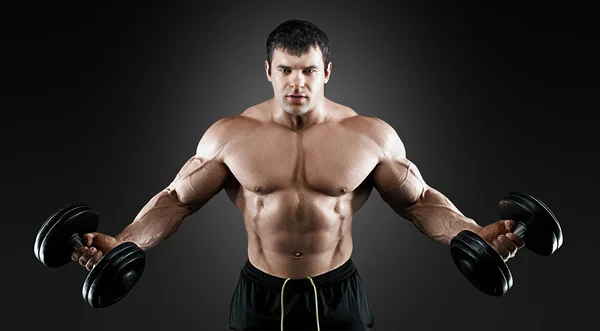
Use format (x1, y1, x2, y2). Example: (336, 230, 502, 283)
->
(392, 187, 482, 245)
(114, 188, 199, 250)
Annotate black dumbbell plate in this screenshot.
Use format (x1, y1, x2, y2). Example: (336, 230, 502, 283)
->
(450, 230, 513, 296)
(499, 192, 563, 256)
(34, 203, 99, 268)
(83, 242, 146, 308)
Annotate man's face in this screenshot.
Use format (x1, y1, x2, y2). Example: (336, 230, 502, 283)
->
(265, 47, 331, 115)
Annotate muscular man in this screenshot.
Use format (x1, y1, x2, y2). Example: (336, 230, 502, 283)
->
(72, 20, 525, 330)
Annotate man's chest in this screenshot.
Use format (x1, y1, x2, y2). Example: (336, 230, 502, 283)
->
(223, 125, 382, 196)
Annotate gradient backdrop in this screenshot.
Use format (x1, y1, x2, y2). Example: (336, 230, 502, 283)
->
(2, 2, 597, 330)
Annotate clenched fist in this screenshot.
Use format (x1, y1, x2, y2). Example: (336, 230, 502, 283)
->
(474, 219, 525, 261)
(71, 232, 121, 271)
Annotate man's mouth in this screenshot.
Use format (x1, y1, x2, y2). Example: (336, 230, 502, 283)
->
(287, 95, 306, 103)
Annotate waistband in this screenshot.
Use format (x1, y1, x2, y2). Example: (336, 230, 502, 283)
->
(242, 258, 357, 292)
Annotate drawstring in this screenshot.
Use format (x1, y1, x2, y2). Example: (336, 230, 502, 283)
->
(307, 277, 321, 330)
(280, 277, 321, 331)
(280, 278, 290, 331)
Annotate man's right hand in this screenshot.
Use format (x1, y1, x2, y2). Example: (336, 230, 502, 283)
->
(71, 233, 121, 271)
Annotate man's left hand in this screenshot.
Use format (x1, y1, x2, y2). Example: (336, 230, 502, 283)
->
(475, 220, 525, 262)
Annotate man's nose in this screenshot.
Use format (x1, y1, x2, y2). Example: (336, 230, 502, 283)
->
(288, 71, 305, 88)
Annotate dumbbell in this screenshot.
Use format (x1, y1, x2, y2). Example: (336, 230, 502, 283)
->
(34, 203, 146, 308)
(449, 191, 563, 296)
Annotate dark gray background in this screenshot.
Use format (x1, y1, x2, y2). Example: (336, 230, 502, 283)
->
(2, 2, 597, 330)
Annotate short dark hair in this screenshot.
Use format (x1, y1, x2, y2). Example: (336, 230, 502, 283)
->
(266, 20, 330, 73)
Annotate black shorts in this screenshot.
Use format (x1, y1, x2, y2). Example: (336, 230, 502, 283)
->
(229, 258, 375, 330)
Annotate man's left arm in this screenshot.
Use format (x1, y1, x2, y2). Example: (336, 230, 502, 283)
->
(370, 119, 524, 260)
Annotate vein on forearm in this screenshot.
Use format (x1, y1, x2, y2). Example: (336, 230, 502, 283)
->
(386, 186, 480, 244)
(115, 188, 196, 250)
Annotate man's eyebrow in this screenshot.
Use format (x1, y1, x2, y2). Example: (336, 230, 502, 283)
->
(276, 64, 319, 70)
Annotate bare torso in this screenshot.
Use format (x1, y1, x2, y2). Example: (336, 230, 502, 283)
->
(220, 99, 384, 278)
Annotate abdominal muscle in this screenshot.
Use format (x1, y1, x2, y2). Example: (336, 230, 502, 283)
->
(244, 188, 354, 279)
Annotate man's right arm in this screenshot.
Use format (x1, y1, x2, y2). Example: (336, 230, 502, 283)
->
(112, 117, 232, 250)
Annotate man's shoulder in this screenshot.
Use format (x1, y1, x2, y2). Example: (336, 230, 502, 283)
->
(203, 114, 260, 140)
(341, 114, 396, 139)
(327, 100, 389, 127)
(340, 113, 405, 157)
(195, 114, 261, 159)
(198, 103, 265, 144)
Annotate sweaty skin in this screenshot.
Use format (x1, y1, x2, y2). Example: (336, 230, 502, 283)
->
(73, 47, 524, 277)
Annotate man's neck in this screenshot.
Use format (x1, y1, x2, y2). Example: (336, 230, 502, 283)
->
(270, 98, 329, 131)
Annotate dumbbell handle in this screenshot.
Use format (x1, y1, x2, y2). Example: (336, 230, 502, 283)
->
(513, 223, 527, 238)
(69, 233, 85, 250)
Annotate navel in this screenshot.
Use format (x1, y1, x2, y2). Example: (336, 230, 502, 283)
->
(339, 186, 348, 193)
(292, 251, 304, 258)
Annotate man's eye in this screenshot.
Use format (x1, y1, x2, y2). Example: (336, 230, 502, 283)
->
(305, 69, 315, 74)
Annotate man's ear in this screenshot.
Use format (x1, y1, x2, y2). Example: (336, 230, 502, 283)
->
(265, 60, 271, 81)
(324, 62, 332, 83)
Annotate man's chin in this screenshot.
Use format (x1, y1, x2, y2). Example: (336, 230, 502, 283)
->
(284, 108, 308, 116)
(282, 103, 308, 115)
